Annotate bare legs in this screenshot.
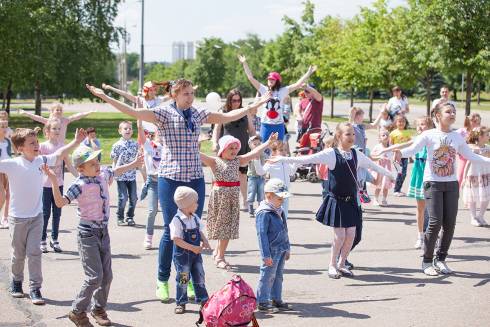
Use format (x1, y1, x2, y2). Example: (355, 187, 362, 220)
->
(239, 173, 247, 208)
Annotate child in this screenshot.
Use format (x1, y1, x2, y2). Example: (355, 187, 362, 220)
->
(256, 178, 292, 313)
(39, 119, 78, 253)
(137, 119, 163, 249)
(0, 119, 13, 228)
(83, 127, 102, 162)
(394, 102, 490, 276)
(170, 186, 211, 314)
(254, 140, 297, 219)
(371, 128, 393, 206)
(390, 115, 412, 196)
(456, 113, 482, 185)
(0, 127, 86, 305)
(200, 133, 277, 269)
(0, 110, 14, 138)
(271, 122, 395, 278)
(111, 120, 139, 226)
(372, 107, 393, 131)
(20, 103, 95, 142)
(247, 135, 265, 217)
(462, 126, 490, 227)
(43, 145, 143, 326)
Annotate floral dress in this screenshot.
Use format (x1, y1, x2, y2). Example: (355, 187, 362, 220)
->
(207, 158, 241, 240)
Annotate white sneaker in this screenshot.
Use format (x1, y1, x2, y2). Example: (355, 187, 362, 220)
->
(433, 259, 453, 274)
(471, 217, 483, 227)
(422, 261, 438, 276)
(143, 234, 153, 250)
(477, 216, 488, 226)
(0, 219, 8, 229)
(372, 198, 380, 206)
(414, 238, 423, 249)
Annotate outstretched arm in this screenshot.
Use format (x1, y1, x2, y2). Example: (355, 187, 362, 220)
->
(287, 65, 317, 93)
(19, 109, 48, 124)
(68, 111, 95, 123)
(113, 153, 144, 177)
(207, 93, 270, 125)
(238, 55, 261, 91)
(102, 83, 138, 104)
(200, 153, 217, 171)
(137, 120, 146, 146)
(86, 84, 156, 123)
(239, 133, 278, 166)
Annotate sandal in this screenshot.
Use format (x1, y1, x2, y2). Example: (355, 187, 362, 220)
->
(215, 259, 231, 270)
(174, 304, 185, 314)
(338, 267, 354, 277)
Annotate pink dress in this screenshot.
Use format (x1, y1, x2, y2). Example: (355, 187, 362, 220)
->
(372, 144, 393, 190)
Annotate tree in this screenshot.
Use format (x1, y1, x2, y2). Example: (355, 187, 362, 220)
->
(192, 38, 227, 96)
(424, 0, 490, 115)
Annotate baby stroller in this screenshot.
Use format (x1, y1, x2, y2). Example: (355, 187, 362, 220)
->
(291, 123, 332, 183)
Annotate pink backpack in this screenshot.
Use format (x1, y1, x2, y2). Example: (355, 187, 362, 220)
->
(196, 275, 259, 327)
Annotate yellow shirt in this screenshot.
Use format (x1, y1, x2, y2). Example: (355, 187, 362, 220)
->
(390, 129, 412, 145)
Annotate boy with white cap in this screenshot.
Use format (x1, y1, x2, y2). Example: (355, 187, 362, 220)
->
(170, 186, 211, 314)
(43, 145, 143, 327)
(255, 178, 292, 313)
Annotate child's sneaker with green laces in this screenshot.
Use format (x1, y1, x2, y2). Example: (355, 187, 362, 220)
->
(156, 280, 170, 302)
(187, 281, 195, 300)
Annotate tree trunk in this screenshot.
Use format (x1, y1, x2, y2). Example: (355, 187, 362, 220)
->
(369, 89, 374, 122)
(2, 87, 6, 109)
(477, 80, 481, 105)
(350, 87, 354, 107)
(330, 86, 335, 118)
(5, 79, 12, 115)
(425, 75, 432, 116)
(465, 71, 472, 116)
(35, 80, 42, 116)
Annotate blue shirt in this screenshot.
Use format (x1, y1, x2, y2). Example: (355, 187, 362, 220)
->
(255, 201, 290, 259)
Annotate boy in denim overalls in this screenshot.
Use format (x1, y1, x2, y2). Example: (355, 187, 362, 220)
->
(256, 178, 293, 313)
(170, 186, 211, 314)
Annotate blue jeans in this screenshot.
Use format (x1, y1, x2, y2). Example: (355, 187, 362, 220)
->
(394, 158, 408, 193)
(257, 251, 286, 304)
(174, 251, 208, 305)
(247, 176, 265, 204)
(157, 177, 205, 282)
(42, 186, 63, 241)
(145, 176, 159, 235)
(116, 180, 137, 220)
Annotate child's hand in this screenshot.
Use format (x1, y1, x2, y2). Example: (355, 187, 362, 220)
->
(101, 83, 110, 90)
(263, 257, 273, 267)
(267, 132, 278, 143)
(285, 252, 290, 261)
(237, 54, 247, 63)
(133, 153, 144, 167)
(308, 65, 317, 75)
(192, 245, 202, 255)
(74, 128, 87, 143)
(40, 164, 56, 180)
(393, 149, 402, 163)
(86, 84, 106, 98)
(201, 239, 212, 251)
(19, 109, 27, 115)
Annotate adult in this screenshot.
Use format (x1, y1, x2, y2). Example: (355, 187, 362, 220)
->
(297, 83, 324, 140)
(85, 80, 269, 302)
(212, 89, 256, 208)
(385, 86, 410, 119)
(102, 81, 171, 109)
(432, 86, 456, 110)
(238, 54, 317, 143)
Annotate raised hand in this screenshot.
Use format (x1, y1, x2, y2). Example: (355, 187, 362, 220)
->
(267, 132, 279, 143)
(237, 54, 247, 64)
(18, 109, 27, 115)
(101, 83, 110, 90)
(86, 84, 106, 98)
(74, 128, 87, 143)
(40, 164, 56, 180)
(308, 65, 317, 75)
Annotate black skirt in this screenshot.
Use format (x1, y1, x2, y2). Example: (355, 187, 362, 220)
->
(316, 193, 361, 228)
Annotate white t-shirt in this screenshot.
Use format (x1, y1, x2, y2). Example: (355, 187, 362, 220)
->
(0, 154, 57, 218)
(169, 210, 204, 240)
(431, 98, 456, 109)
(387, 97, 409, 116)
(255, 161, 297, 188)
(400, 129, 490, 182)
(258, 84, 289, 125)
(0, 139, 11, 161)
(143, 139, 163, 176)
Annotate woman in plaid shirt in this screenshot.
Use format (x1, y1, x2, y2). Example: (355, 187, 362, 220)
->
(86, 80, 270, 302)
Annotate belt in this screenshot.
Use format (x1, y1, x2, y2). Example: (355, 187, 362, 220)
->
(328, 192, 356, 202)
(213, 181, 240, 187)
(415, 158, 426, 163)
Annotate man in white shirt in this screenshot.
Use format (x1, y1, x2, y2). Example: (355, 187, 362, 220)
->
(431, 86, 456, 109)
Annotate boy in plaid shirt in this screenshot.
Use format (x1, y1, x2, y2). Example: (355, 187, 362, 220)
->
(110, 121, 139, 226)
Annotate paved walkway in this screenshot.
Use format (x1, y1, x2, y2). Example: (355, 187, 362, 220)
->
(1, 163, 489, 326)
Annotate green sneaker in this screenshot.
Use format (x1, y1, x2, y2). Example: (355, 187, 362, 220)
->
(156, 280, 169, 302)
(187, 281, 195, 300)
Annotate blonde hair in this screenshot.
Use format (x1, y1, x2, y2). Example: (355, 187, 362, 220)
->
(349, 107, 364, 123)
(0, 120, 8, 128)
(43, 118, 62, 137)
(463, 112, 481, 132)
(11, 128, 40, 150)
(323, 136, 335, 148)
(0, 111, 8, 120)
(171, 79, 193, 97)
(467, 126, 489, 145)
(49, 102, 63, 115)
(333, 122, 353, 147)
(118, 120, 132, 129)
(415, 116, 434, 130)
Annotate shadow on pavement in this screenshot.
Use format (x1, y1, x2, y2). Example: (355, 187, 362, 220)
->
(452, 237, 490, 244)
(232, 264, 325, 276)
(291, 243, 331, 250)
(363, 216, 416, 224)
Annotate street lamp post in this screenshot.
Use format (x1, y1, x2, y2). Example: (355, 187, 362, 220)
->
(139, 0, 144, 91)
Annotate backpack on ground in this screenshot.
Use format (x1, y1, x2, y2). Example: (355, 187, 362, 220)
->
(196, 275, 259, 327)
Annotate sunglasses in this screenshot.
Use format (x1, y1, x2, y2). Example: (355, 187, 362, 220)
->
(231, 98, 241, 103)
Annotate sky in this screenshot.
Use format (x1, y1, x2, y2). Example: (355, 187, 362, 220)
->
(114, 0, 406, 63)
